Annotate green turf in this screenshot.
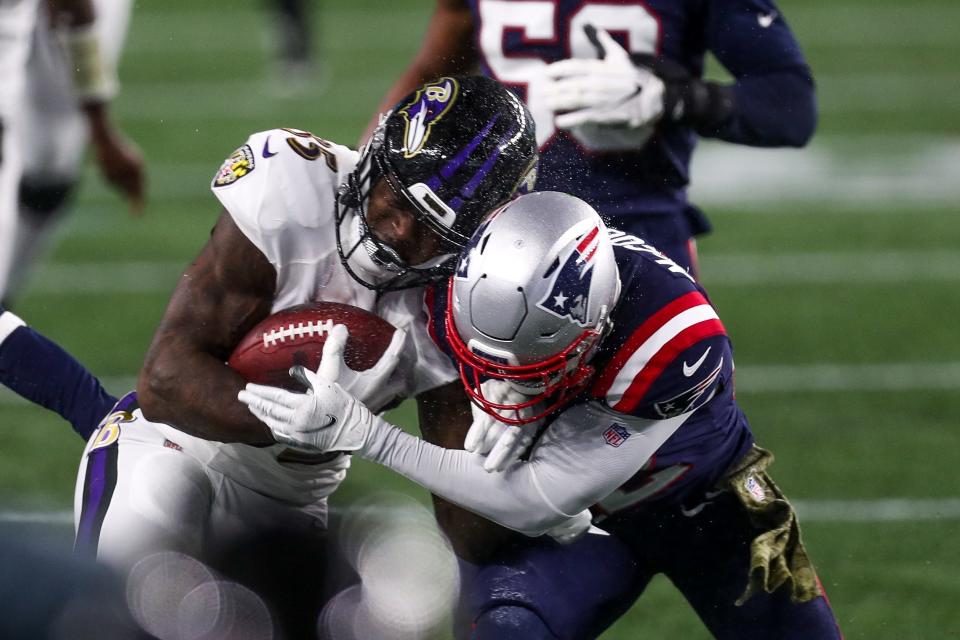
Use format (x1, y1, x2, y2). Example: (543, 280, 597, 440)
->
(2, 0, 958, 637)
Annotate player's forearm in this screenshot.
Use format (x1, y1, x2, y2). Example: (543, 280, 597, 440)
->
(138, 343, 273, 445)
(360, 422, 571, 536)
(414, 383, 525, 559)
(708, 68, 817, 147)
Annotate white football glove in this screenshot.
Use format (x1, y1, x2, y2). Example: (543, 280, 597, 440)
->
(544, 25, 665, 131)
(238, 324, 392, 453)
(545, 510, 610, 545)
(322, 324, 407, 414)
(464, 379, 539, 473)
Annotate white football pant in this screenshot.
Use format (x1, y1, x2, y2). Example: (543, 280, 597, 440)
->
(74, 406, 329, 577)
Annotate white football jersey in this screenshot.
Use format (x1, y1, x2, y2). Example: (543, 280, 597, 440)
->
(150, 128, 458, 505)
(0, 0, 37, 117)
(0, 0, 39, 295)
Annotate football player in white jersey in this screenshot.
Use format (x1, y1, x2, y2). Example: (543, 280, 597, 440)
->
(0, 0, 144, 298)
(241, 192, 842, 639)
(0, 0, 40, 299)
(74, 75, 538, 601)
(3, 0, 143, 304)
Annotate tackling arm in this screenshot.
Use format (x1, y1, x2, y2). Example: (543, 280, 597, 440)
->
(358, 401, 689, 536)
(416, 382, 526, 562)
(361, 0, 477, 142)
(137, 210, 276, 444)
(240, 360, 691, 537)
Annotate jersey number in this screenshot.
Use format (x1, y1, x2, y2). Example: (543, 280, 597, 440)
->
(477, 0, 661, 149)
(282, 128, 339, 172)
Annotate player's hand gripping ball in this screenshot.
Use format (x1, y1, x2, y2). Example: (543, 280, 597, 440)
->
(228, 302, 405, 412)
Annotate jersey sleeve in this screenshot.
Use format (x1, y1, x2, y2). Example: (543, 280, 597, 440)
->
(359, 398, 690, 536)
(703, 0, 817, 147)
(591, 290, 730, 418)
(210, 129, 357, 268)
(525, 400, 694, 519)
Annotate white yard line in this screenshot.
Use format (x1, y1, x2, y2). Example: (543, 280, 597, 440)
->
(700, 251, 960, 285)
(734, 362, 960, 393)
(793, 498, 960, 523)
(74, 138, 960, 208)
(4, 498, 959, 526)
(688, 139, 960, 206)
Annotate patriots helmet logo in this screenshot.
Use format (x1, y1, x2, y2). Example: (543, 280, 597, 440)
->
(537, 225, 601, 326)
(398, 77, 459, 158)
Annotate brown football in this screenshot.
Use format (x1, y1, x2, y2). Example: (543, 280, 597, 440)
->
(228, 301, 397, 390)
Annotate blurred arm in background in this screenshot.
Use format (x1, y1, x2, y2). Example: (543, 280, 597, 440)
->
(50, 0, 144, 212)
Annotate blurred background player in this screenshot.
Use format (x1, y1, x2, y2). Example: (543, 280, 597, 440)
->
(370, 0, 817, 274)
(263, 0, 318, 94)
(2, 0, 145, 306)
(0, 0, 38, 301)
(241, 191, 843, 639)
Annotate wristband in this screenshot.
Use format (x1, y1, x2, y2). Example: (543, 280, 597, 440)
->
(631, 53, 736, 129)
(0, 310, 26, 346)
(667, 79, 736, 129)
(64, 24, 118, 104)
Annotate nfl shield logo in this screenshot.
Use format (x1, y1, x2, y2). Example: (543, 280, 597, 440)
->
(745, 474, 767, 502)
(602, 424, 631, 448)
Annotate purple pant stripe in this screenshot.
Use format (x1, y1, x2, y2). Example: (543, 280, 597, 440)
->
(74, 444, 118, 558)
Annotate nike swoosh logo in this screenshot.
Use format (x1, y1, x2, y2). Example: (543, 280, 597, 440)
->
(682, 346, 711, 377)
(679, 489, 725, 517)
(302, 414, 338, 433)
(757, 11, 778, 28)
(262, 137, 278, 158)
(679, 502, 708, 518)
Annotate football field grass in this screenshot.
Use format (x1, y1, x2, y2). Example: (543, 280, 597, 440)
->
(2, 0, 959, 637)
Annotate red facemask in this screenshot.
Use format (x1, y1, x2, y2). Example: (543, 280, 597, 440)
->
(444, 281, 603, 425)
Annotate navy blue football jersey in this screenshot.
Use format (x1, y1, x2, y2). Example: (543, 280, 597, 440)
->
(465, 0, 813, 221)
(586, 229, 754, 512)
(426, 227, 754, 513)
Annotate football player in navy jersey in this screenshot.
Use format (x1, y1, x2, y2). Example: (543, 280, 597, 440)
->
(241, 191, 842, 639)
(369, 0, 817, 275)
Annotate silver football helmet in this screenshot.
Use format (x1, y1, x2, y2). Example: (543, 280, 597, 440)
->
(445, 191, 621, 424)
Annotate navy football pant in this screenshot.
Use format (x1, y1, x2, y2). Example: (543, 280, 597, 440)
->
(456, 492, 841, 640)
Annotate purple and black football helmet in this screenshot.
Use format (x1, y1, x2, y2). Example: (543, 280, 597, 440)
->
(337, 75, 539, 291)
